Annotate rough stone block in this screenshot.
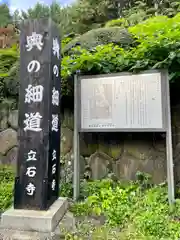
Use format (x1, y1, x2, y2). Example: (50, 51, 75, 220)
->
(0, 229, 61, 240)
(0, 128, 17, 155)
(1, 197, 68, 233)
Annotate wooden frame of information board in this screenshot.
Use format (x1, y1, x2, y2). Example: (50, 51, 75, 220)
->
(73, 69, 175, 205)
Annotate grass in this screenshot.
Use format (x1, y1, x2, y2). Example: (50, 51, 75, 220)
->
(1, 166, 180, 239)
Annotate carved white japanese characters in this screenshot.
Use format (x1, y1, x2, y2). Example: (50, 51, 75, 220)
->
(24, 112, 42, 132)
(52, 38, 60, 59)
(27, 60, 41, 73)
(26, 150, 37, 161)
(26, 166, 36, 178)
(52, 179, 56, 191)
(26, 183, 36, 196)
(51, 114, 58, 132)
(52, 87, 59, 106)
(53, 65, 59, 77)
(52, 164, 56, 174)
(26, 32, 43, 51)
(52, 149, 56, 161)
(25, 84, 44, 103)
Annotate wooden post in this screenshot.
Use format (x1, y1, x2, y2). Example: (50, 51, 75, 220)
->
(14, 19, 61, 210)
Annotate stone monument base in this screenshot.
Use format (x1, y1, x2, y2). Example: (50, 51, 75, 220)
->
(0, 229, 61, 240)
(0, 197, 68, 233)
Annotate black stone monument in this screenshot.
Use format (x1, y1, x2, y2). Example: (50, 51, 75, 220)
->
(14, 19, 61, 210)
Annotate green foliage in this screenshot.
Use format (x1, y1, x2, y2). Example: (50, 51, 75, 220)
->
(0, 182, 14, 211)
(62, 44, 127, 79)
(152, 0, 180, 17)
(20, 3, 75, 37)
(121, 0, 153, 26)
(0, 165, 14, 211)
(63, 225, 123, 240)
(121, 0, 180, 21)
(3, 8, 180, 99)
(1, 165, 180, 239)
(0, 47, 19, 105)
(0, 47, 18, 78)
(3, 13, 180, 98)
(60, 182, 73, 198)
(106, 0, 180, 30)
(129, 14, 180, 43)
(17, 0, 121, 36)
(0, 165, 15, 182)
(106, 6, 149, 28)
(69, 0, 120, 33)
(132, 187, 180, 238)
(105, 18, 129, 28)
(62, 35, 76, 50)
(21, 3, 50, 20)
(0, 4, 12, 27)
(128, 14, 180, 79)
(80, 178, 117, 199)
(70, 179, 180, 239)
(62, 13, 180, 96)
(62, 27, 133, 54)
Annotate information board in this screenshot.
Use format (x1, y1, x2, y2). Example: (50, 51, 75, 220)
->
(79, 71, 167, 132)
(74, 70, 174, 205)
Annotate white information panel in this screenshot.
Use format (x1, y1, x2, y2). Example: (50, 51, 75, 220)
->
(75, 71, 174, 205)
(80, 72, 163, 130)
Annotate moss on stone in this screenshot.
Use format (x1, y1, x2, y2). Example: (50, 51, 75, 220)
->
(62, 111, 74, 130)
(98, 143, 110, 156)
(62, 27, 133, 54)
(81, 143, 98, 157)
(108, 144, 123, 159)
(105, 18, 128, 28)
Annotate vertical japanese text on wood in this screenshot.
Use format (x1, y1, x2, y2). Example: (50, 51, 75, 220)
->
(14, 19, 61, 210)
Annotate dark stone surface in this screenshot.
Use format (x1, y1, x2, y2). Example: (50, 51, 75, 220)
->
(14, 19, 61, 210)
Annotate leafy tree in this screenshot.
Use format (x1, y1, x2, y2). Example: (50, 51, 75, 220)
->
(21, 3, 50, 20)
(0, 4, 12, 27)
(70, 0, 120, 33)
(12, 9, 21, 29)
(153, 0, 180, 17)
(19, 2, 74, 36)
(106, 0, 180, 28)
(19, 0, 139, 35)
(125, 0, 180, 18)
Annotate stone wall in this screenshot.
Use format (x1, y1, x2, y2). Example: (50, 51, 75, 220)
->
(1, 106, 180, 184)
(0, 108, 167, 183)
(171, 104, 180, 184)
(0, 109, 18, 166)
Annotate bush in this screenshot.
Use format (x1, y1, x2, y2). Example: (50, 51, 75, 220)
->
(1, 165, 180, 239)
(3, 14, 180, 98)
(105, 18, 128, 28)
(0, 182, 14, 211)
(62, 27, 133, 54)
(0, 165, 15, 182)
(0, 46, 19, 106)
(0, 165, 15, 211)
(129, 14, 180, 47)
(62, 13, 180, 97)
(0, 46, 18, 78)
(105, 9, 147, 28)
(70, 179, 180, 239)
(80, 178, 117, 199)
